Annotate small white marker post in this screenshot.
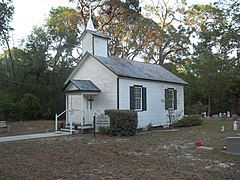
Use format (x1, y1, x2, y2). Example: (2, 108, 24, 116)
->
(221, 126, 224, 132)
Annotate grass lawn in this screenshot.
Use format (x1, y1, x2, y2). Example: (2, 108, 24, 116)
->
(0, 119, 240, 179)
(0, 120, 55, 137)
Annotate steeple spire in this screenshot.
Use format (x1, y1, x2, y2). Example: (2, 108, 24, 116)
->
(86, 6, 95, 31)
(80, 6, 110, 57)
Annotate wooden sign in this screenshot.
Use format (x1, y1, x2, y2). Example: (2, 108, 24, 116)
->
(95, 114, 110, 132)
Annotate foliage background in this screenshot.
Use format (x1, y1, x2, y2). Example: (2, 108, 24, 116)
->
(0, 0, 239, 120)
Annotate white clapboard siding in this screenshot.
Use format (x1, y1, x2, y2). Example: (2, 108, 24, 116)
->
(119, 77, 184, 128)
(82, 33, 93, 55)
(71, 94, 81, 111)
(71, 56, 118, 113)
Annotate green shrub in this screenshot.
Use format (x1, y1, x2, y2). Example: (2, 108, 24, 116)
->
(0, 92, 42, 121)
(99, 127, 110, 135)
(185, 104, 207, 115)
(147, 123, 153, 131)
(18, 93, 41, 120)
(105, 109, 138, 136)
(0, 92, 22, 121)
(174, 116, 203, 127)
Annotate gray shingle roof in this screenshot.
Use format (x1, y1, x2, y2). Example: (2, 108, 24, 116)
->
(94, 55, 187, 85)
(62, 80, 101, 93)
(80, 29, 110, 40)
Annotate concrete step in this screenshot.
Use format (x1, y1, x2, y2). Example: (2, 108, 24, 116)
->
(65, 124, 93, 130)
(61, 124, 93, 133)
(60, 128, 76, 133)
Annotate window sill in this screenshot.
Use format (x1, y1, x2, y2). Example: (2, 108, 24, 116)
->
(134, 109, 143, 112)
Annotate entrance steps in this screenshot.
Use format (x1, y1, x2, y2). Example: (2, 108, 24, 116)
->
(60, 128, 76, 133)
(60, 124, 93, 133)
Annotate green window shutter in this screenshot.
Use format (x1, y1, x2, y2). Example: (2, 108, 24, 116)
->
(142, 87, 147, 111)
(130, 86, 134, 110)
(174, 90, 177, 110)
(165, 89, 169, 110)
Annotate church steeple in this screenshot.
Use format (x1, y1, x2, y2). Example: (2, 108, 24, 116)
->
(80, 8, 110, 57)
(86, 16, 95, 31)
(86, 7, 95, 31)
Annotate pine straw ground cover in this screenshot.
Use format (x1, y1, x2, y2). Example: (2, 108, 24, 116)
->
(0, 119, 240, 179)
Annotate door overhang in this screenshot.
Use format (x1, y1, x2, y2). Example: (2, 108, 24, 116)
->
(62, 79, 101, 94)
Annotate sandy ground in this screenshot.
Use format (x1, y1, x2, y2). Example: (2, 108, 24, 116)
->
(0, 119, 240, 179)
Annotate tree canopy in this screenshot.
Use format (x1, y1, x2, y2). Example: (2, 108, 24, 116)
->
(0, 0, 240, 120)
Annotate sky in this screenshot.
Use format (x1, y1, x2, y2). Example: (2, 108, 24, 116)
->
(9, 0, 217, 48)
(10, 0, 71, 46)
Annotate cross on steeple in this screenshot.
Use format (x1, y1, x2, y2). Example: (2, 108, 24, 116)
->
(86, 6, 95, 31)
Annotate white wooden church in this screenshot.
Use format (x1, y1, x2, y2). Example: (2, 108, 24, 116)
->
(55, 16, 187, 132)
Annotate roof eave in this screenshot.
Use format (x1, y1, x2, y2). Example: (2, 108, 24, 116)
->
(80, 29, 111, 40)
(118, 75, 188, 85)
(62, 90, 101, 94)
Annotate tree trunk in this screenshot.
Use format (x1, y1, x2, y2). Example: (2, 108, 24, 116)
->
(231, 93, 240, 114)
(207, 95, 211, 117)
(3, 32, 16, 81)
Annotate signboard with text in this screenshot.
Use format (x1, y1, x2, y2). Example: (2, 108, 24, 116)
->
(95, 114, 110, 132)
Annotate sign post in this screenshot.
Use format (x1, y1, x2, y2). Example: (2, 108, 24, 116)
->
(109, 117, 112, 136)
(93, 115, 96, 137)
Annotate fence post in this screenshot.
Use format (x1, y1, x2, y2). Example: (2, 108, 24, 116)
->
(70, 110, 72, 134)
(55, 113, 58, 131)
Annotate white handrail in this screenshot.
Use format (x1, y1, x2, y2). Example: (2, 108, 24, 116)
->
(69, 111, 72, 134)
(55, 110, 67, 131)
(55, 109, 96, 133)
(57, 110, 67, 118)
